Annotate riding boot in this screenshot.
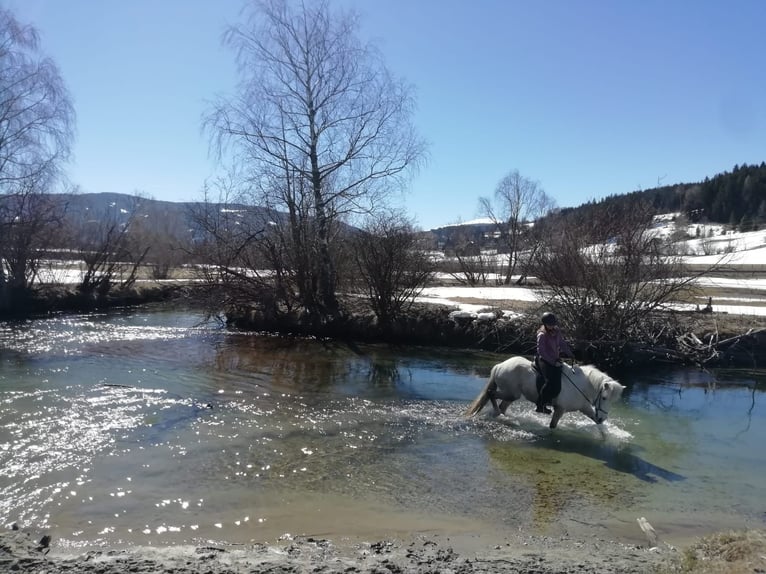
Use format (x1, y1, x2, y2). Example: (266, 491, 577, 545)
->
(535, 399, 552, 415)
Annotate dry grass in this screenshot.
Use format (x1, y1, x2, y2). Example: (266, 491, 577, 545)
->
(657, 529, 766, 573)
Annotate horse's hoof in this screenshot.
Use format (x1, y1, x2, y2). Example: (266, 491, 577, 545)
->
(549, 421, 558, 429)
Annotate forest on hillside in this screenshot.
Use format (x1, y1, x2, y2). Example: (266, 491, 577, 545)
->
(563, 162, 766, 231)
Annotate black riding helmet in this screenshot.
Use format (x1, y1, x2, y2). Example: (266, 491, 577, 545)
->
(541, 312, 557, 326)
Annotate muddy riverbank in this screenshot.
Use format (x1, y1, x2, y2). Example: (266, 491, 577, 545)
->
(2, 526, 670, 573)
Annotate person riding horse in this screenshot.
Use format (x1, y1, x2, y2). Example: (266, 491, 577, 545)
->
(535, 312, 574, 414)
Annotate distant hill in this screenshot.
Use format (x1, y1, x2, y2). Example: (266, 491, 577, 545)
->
(58, 192, 240, 229)
(40, 192, 276, 245)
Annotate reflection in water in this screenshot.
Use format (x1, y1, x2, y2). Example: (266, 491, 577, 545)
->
(0, 308, 764, 548)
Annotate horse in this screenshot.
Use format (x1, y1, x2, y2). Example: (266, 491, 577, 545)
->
(465, 356, 625, 429)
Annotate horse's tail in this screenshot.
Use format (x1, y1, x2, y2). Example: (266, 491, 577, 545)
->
(465, 366, 497, 417)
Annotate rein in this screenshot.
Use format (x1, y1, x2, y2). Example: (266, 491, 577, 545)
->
(561, 366, 609, 421)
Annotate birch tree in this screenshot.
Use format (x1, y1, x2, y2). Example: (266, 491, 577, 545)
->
(206, 0, 425, 319)
(0, 8, 74, 308)
(479, 170, 554, 284)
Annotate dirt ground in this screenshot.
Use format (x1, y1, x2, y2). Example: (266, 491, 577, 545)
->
(1, 526, 674, 574)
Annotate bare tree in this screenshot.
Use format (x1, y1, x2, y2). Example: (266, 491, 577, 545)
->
(450, 240, 497, 286)
(188, 177, 282, 317)
(436, 224, 497, 286)
(479, 170, 555, 284)
(130, 202, 193, 280)
(352, 211, 435, 328)
(0, 8, 74, 308)
(205, 0, 425, 319)
(72, 196, 151, 298)
(531, 200, 711, 342)
(452, 251, 496, 286)
(0, 175, 68, 296)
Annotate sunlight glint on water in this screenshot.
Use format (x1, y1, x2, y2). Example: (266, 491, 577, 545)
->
(1, 308, 764, 548)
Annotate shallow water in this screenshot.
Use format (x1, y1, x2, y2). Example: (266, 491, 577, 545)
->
(1, 307, 764, 548)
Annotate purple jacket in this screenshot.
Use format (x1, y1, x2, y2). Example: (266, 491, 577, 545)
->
(536, 327, 572, 365)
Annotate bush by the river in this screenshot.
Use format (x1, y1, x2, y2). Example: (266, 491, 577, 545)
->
(225, 298, 766, 371)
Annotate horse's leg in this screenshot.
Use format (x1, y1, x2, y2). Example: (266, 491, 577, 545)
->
(580, 404, 598, 424)
(488, 388, 501, 417)
(550, 406, 565, 429)
(498, 399, 515, 415)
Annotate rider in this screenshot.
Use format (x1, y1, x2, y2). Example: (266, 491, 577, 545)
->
(535, 312, 574, 414)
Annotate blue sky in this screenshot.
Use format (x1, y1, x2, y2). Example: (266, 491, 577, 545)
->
(8, 0, 766, 230)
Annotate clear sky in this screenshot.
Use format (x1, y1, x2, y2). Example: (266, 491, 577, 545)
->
(8, 0, 766, 230)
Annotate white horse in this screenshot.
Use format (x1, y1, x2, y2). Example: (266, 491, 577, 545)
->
(466, 356, 625, 429)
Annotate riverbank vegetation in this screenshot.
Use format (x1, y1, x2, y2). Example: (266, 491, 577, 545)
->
(657, 529, 766, 574)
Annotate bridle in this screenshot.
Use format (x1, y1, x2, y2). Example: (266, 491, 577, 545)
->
(561, 366, 609, 423)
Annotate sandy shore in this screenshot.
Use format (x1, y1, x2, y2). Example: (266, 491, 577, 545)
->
(2, 526, 670, 573)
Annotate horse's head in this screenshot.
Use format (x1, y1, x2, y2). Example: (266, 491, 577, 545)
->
(594, 378, 625, 424)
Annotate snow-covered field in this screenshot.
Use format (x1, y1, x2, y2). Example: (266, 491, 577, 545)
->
(422, 218, 766, 318)
(416, 284, 766, 318)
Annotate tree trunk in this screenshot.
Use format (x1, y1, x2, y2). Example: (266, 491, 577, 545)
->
(312, 188, 338, 317)
(309, 145, 338, 318)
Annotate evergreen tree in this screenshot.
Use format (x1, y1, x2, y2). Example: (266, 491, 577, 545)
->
(540, 162, 766, 229)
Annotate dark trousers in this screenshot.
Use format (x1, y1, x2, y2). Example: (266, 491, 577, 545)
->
(538, 359, 562, 406)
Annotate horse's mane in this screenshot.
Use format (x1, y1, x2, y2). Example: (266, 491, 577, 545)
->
(574, 364, 612, 386)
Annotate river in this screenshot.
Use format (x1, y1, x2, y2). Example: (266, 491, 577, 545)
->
(1, 306, 764, 549)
